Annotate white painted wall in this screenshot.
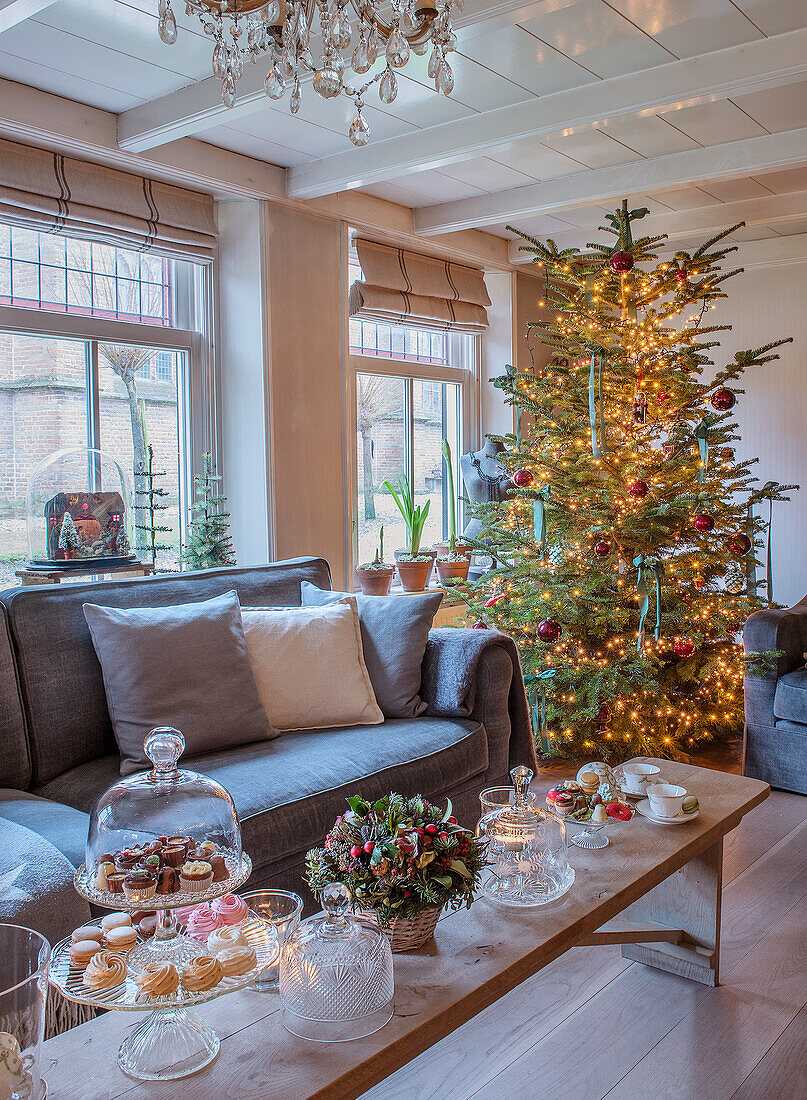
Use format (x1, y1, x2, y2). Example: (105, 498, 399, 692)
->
(709, 244, 807, 610)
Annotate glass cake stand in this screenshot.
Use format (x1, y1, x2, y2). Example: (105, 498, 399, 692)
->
(565, 815, 624, 849)
(49, 902, 278, 1082)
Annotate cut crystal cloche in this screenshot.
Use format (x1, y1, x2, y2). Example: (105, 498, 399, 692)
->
(83, 727, 243, 906)
(476, 766, 575, 907)
(280, 882, 394, 1042)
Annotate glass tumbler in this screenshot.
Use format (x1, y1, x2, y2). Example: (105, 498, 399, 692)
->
(0, 923, 51, 1100)
(242, 891, 303, 993)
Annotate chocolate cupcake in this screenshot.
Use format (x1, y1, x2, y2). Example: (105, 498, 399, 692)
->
(124, 868, 157, 903)
(162, 845, 186, 868)
(157, 867, 180, 894)
(208, 854, 229, 883)
(180, 860, 213, 893)
(142, 854, 163, 875)
(143, 841, 164, 857)
(106, 872, 126, 894)
(167, 836, 193, 855)
(115, 848, 144, 872)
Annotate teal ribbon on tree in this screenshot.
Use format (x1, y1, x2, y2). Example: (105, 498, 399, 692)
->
(533, 486, 551, 551)
(588, 355, 607, 457)
(745, 499, 756, 595)
(694, 419, 709, 483)
(761, 482, 778, 603)
(633, 553, 664, 652)
(747, 483, 779, 602)
(526, 668, 557, 745)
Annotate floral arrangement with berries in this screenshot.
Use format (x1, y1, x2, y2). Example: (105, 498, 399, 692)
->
(305, 793, 489, 924)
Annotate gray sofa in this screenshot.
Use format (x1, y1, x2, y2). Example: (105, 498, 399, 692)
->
(0, 557, 533, 942)
(743, 593, 807, 793)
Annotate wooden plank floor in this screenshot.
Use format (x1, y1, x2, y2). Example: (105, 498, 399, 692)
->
(361, 752, 807, 1100)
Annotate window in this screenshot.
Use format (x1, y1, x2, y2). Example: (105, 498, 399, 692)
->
(0, 225, 213, 587)
(349, 241, 477, 573)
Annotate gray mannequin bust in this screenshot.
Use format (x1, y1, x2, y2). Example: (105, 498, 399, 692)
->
(460, 439, 514, 541)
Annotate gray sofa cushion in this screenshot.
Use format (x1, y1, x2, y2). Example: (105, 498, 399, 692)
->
(0, 789, 90, 868)
(773, 669, 807, 725)
(40, 717, 488, 871)
(84, 590, 276, 774)
(0, 558, 331, 786)
(0, 607, 30, 790)
(301, 581, 442, 718)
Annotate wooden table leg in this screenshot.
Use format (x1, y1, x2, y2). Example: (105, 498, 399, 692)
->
(619, 837, 723, 986)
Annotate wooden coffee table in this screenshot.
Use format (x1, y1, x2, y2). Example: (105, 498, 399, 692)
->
(42, 759, 767, 1099)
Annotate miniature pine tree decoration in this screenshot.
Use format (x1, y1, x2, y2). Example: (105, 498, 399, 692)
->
(461, 200, 797, 762)
(182, 452, 236, 570)
(135, 445, 173, 568)
(58, 511, 81, 557)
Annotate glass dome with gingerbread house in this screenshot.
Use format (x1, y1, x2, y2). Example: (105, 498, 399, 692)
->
(26, 445, 139, 569)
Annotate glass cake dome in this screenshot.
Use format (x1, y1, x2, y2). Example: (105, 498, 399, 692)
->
(85, 727, 242, 891)
(26, 446, 139, 568)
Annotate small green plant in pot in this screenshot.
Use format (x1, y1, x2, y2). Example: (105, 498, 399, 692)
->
(436, 439, 471, 584)
(355, 526, 395, 595)
(383, 474, 434, 591)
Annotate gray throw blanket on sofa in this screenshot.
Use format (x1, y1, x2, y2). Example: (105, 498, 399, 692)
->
(421, 628, 538, 771)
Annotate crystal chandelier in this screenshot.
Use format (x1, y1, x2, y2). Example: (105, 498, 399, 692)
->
(157, 1, 461, 145)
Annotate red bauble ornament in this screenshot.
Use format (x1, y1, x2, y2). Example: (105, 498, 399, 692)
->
(673, 639, 696, 658)
(658, 391, 670, 404)
(537, 618, 562, 643)
(693, 575, 706, 590)
(610, 250, 634, 274)
(727, 533, 752, 556)
(710, 387, 736, 412)
(675, 269, 688, 283)
(593, 539, 612, 558)
(512, 468, 534, 488)
(472, 620, 487, 630)
(720, 447, 735, 461)
(484, 594, 506, 608)
(693, 513, 715, 532)
(628, 479, 649, 499)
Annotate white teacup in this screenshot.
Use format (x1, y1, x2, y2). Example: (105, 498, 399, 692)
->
(619, 762, 662, 794)
(647, 783, 688, 819)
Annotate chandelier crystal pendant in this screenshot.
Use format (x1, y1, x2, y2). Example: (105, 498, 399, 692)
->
(157, 1, 462, 145)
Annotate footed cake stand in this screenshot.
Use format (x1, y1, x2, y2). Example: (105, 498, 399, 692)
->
(566, 815, 625, 849)
(53, 853, 279, 1082)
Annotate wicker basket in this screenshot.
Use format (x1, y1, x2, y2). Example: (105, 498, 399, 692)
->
(359, 905, 443, 952)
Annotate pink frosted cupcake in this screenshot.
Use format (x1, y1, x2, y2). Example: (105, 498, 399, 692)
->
(211, 894, 249, 927)
(187, 906, 222, 943)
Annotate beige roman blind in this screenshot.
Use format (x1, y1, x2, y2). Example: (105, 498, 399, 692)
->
(0, 137, 217, 262)
(349, 238, 490, 333)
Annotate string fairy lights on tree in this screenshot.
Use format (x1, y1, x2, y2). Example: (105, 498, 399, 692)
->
(459, 201, 797, 761)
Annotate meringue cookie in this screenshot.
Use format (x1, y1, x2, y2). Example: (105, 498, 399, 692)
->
(207, 926, 247, 956)
(217, 944, 256, 977)
(83, 951, 127, 990)
(181, 955, 224, 993)
(135, 962, 179, 998)
(211, 894, 249, 927)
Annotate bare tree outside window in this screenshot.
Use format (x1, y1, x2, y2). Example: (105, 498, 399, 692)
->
(356, 374, 401, 521)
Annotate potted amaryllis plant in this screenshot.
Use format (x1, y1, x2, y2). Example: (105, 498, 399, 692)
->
(435, 439, 472, 583)
(305, 793, 488, 952)
(355, 526, 395, 595)
(383, 474, 435, 591)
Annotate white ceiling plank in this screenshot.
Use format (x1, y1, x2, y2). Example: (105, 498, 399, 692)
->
(0, 0, 60, 34)
(286, 29, 807, 199)
(607, 0, 763, 59)
(414, 127, 807, 235)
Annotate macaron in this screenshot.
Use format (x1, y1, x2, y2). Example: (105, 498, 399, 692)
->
(101, 912, 133, 932)
(682, 795, 699, 815)
(105, 924, 138, 952)
(70, 939, 102, 968)
(553, 792, 575, 816)
(71, 925, 103, 944)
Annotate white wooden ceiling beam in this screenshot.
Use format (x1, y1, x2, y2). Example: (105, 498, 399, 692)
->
(0, 0, 60, 33)
(507, 190, 807, 262)
(414, 128, 807, 236)
(285, 29, 807, 200)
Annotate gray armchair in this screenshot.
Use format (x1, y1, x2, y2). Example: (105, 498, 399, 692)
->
(743, 595, 807, 793)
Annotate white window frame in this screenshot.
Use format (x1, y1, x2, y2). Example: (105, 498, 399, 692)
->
(346, 331, 479, 580)
(0, 257, 216, 553)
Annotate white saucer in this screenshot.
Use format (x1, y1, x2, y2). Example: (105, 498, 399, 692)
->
(635, 798, 699, 825)
(618, 786, 643, 800)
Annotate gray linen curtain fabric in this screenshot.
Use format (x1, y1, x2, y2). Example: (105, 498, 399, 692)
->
(0, 137, 217, 261)
(349, 238, 491, 333)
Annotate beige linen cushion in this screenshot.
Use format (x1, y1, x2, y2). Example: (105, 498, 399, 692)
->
(241, 599, 383, 731)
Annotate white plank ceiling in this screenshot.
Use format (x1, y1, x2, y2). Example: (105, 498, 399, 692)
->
(1, 0, 807, 253)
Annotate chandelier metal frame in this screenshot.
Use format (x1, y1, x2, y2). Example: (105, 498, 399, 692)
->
(156, 1, 461, 146)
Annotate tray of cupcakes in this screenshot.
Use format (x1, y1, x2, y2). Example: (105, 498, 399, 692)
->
(49, 896, 278, 1011)
(73, 834, 253, 909)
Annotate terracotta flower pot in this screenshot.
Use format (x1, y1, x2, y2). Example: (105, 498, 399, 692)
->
(396, 558, 433, 592)
(355, 566, 394, 595)
(436, 557, 471, 583)
(432, 541, 473, 559)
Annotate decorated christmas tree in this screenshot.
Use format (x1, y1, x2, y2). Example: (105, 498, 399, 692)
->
(460, 201, 797, 761)
(182, 452, 236, 570)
